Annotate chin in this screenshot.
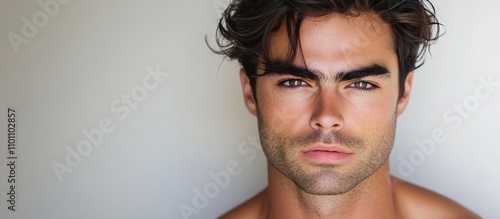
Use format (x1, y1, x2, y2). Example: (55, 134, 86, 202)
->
(288, 168, 366, 196)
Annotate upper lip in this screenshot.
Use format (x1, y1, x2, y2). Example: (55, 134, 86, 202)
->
(302, 144, 353, 154)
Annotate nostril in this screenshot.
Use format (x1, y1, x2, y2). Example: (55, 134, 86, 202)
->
(310, 93, 344, 130)
(311, 115, 343, 131)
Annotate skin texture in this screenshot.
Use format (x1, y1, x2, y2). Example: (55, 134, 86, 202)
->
(221, 13, 480, 219)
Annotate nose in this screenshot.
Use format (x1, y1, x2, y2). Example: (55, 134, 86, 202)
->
(309, 89, 344, 131)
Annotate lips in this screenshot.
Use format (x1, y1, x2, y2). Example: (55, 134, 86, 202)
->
(302, 144, 352, 154)
(301, 144, 353, 163)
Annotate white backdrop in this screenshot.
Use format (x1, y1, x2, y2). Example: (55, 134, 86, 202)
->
(0, 0, 498, 218)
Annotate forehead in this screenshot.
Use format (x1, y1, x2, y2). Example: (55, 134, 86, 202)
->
(269, 13, 396, 73)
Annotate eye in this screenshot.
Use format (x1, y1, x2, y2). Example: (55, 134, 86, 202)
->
(278, 79, 308, 88)
(351, 81, 375, 90)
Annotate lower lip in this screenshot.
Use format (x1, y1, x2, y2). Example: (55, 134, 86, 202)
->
(302, 151, 352, 163)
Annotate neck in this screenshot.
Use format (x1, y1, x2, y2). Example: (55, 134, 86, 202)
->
(265, 161, 396, 219)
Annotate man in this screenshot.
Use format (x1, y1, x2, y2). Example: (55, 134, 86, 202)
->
(212, 0, 480, 218)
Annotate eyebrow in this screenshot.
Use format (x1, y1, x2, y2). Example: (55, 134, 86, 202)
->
(263, 64, 391, 82)
(336, 64, 391, 82)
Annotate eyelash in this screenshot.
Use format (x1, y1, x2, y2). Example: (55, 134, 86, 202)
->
(277, 79, 309, 88)
(278, 79, 377, 91)
(348, 81, 378, 91)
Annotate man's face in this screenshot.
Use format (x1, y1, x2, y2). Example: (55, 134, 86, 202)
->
(240, 13, 413, 195)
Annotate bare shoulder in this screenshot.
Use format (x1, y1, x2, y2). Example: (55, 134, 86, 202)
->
(392, 177, 480, 219)
(219, 189, 268, 219)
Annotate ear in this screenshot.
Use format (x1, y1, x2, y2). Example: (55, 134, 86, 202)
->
(396, 71, 414, 116)
(240, 68, 258, 116)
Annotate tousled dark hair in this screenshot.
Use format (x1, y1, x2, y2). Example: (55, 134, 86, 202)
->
(211, 0, 442, 99)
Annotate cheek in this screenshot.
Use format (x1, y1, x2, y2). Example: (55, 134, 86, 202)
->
(343, 91, 399, 131)
(257, 88, 312, 132)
